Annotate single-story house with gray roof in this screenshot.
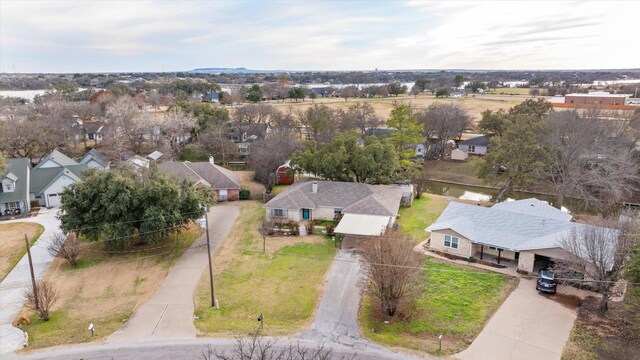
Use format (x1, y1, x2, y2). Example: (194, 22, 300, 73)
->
(158, 159, 241, 201)
(426, 198, 613, 273)
(457, 135, 490, 155)
(264, 180, 405, 237)
(79, 149, 110, 170)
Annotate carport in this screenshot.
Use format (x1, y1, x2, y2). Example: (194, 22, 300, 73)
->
(335, 213, 392, 249)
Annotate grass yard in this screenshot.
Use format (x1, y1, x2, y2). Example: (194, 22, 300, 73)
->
(0, 222, 45, 281)
(398, 194, 449, 242)
(17, 224, 204, 349)
(194, 201, 336, 336)
(486, 88, 532, 96)
(425, 157, 486, 186)
(361, 259, 518, 355)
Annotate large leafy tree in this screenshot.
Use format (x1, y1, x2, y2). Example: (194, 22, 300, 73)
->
(479, 100, 552, 202)
(58, 167, 215, 250)
(292, 131, 399, 183)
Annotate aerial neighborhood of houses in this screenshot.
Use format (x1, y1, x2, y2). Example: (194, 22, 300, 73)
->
(1, 67, 639, 360)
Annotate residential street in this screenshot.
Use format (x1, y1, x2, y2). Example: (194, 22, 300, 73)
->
(0, 208, 61, 354)
(10, 337, 419, 360)
(455, 278, 578, 360)
(108, 204, 239, 341)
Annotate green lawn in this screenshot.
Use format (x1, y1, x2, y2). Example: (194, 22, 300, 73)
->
(398, 194, 449, 242)
(361, 259, 517, 355)
(194, 202, 336, 336)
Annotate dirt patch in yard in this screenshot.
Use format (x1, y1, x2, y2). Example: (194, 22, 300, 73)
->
(0, 222, 45, 281)
(235, 171, 265, 199)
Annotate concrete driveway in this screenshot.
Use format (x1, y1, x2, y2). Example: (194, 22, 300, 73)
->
(108, 205, 239, 341)
(0, 208, 61, 354)
(455, 278, 578, 360)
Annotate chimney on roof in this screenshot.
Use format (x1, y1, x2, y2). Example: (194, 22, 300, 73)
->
(209, 156, 214, 165)
(312, 181, 318, 194)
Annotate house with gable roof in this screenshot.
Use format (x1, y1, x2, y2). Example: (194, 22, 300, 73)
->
(1, 158, 31, 215)
(158, 158, 241, 201)
(79, 149, 110, 170)
(426, 198, 615, 273)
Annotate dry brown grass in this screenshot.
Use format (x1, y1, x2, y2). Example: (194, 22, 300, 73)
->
(17, 224, 203, 349)
(235, 171, 265, 198)
(0, 222, 45, 281)
(261, 93, 527, 124)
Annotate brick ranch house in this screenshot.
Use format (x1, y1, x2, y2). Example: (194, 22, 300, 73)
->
(426, 198, 614, 273)
(158, 159, 241, 201)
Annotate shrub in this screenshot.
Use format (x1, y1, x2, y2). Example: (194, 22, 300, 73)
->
(239, 188, 251, 200)
(306, 222, 315, 234)
(24, 280, 58, 321)
(289, 221, 300, 236)
(326, 223, 335, 236)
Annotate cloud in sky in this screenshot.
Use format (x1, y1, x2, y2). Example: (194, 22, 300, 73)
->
(1, 0, 638, 73)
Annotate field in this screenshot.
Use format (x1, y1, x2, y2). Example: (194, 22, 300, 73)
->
(425, 157, 486, 186)
(397, 194, 450, 242)
(486, 88, 532, 96)
(194, 201, 336, 336)
(17, 224, 204, 349)
(361, 259, 518, 355)
(261, 93, 526, 124)
(0, 222, 45, 281)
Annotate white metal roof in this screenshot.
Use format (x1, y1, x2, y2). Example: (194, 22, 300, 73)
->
(335, 213, 391, 236)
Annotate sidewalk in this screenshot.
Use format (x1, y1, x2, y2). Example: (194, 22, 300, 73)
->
(108, 205, 239, 341)
(0, 208, 61, 354)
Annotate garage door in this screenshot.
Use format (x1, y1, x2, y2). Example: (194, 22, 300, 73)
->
(47, 193, 61, 207)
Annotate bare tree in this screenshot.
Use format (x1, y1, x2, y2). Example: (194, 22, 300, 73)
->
(558, 217, 638, 313)
(269, 107, 299, 135)
(418, 103, 472, 159)
(160, 108, 197, 160)
(543, 110, 640, 213)
(359, 230, 424, 317)
(202, 334, 353, 360)
(247, 133, 300, 186)
(47, 232, 80, 267)
(233, 104, 276, 138)
(24, 279, 58, 321)
(199, 123, 238, 165)
(298, 105, 339, 143)
(341, 103, 382, 138)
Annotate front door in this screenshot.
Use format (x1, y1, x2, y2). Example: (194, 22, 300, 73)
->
(302, 209, 310, 220)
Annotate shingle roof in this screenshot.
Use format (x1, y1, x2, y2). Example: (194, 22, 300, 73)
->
(425, 199, 605, 251)
(79, 149, 109, 167)
(492, 198, 572, 222)
(30, 165, 86, 193)
(459, 135, 490, 147)
(158, 161, 240, 190)
(35, 149, 78, 168)
(0, 158, 30, 203)
(264, 180, 403, 217)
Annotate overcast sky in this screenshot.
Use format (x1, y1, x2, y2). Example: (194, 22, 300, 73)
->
(1, 0, 638, 73)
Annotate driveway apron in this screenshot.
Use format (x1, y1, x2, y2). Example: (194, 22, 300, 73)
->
(455, 278, 578, 360)
(108, 205, 239, 342)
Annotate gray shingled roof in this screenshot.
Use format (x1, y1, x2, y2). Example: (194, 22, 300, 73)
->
(265, 180, 403, 217)
(35, 149, 78, 168)
(0, 158, 30, 203)
(158, 161, 240, 190)
(459, 135, 490, 147)
(492, 198, 572, 222)
(80, 149, 109, 167)
(30, 165, 86, 193)
(426, 199, 607, 251)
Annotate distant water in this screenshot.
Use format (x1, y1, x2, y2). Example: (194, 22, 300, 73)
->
(0, 89, 48, 101)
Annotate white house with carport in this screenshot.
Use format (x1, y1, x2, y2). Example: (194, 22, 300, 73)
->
(426, 198, 613, 273)
(264, 180, 405, 239)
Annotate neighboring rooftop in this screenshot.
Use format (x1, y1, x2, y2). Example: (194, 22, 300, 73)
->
(426, 199, 605, 252)
(35, 149, 78, 168)
(79, 149, 109, 167)
(30, 165, 86, 193)
(158, 161, 241, 190)
(459, 135, 491, 147)
(0, 158, 30, 203)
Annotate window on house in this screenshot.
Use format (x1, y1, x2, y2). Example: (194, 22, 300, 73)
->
(4, 182, 13, 192)
(334, 208, 342, 215)
(468, 145, 476, 153)
(272, 209, 287, 217)
(7, 201, 19, 209)
(444, 235, 459, 249)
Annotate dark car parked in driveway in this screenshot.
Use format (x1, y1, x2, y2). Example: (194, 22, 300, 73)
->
(537, 270, 557, 294)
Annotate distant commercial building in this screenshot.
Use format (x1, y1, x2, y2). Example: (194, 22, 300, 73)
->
(564, 92, 630, 106)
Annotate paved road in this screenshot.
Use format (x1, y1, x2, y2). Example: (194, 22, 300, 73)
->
(0, 208, 61, 354)
(455, 278, 578, 360)
(10, 337, 421, 360)
(108, 205, 239, 341)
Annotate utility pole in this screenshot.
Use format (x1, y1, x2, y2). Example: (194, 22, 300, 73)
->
(24, 235, 39, 310)
(204, 207, 216, 308)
